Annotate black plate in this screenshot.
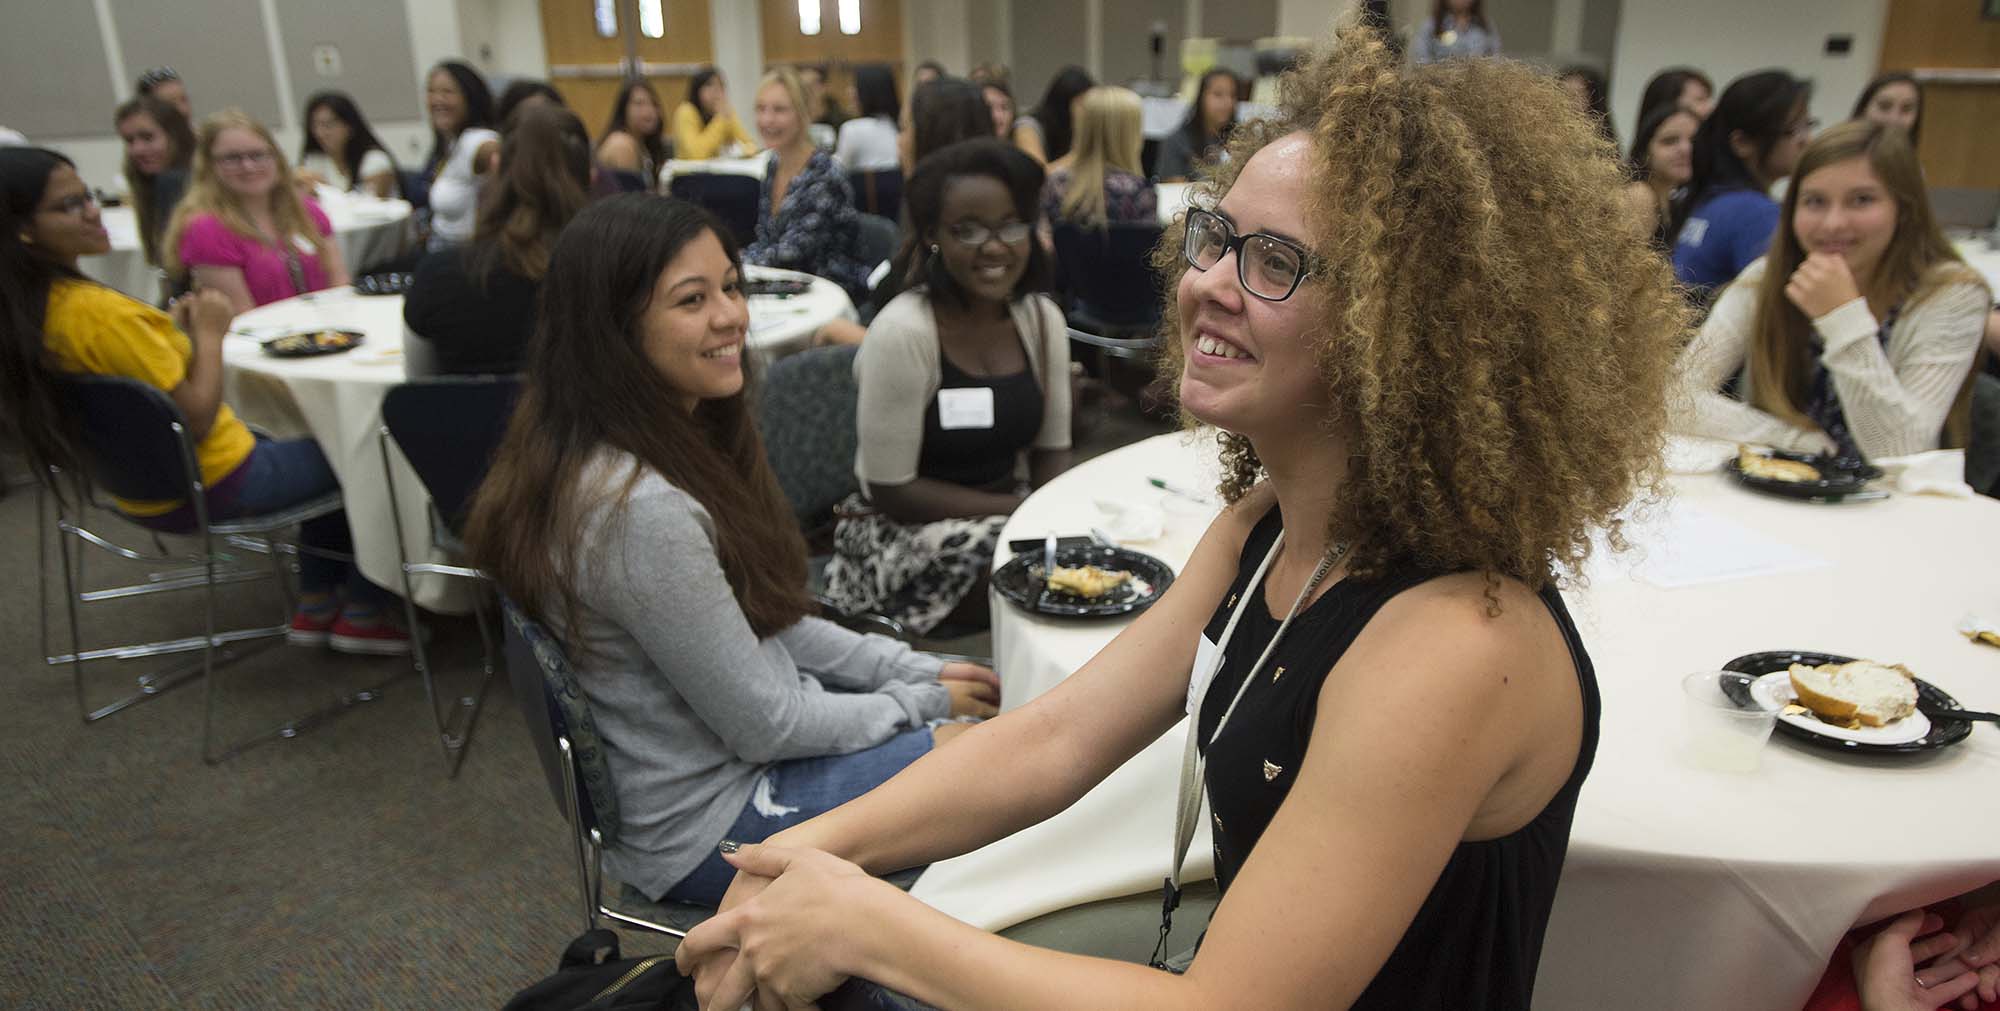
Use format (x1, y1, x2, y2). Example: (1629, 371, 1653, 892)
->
(353, 271, 414, 296)
(260, 329, 365, 358)
(1726, 449, 1883, 502)
(993, 544, 1175, 618)
(1720, 650, 1972, 754)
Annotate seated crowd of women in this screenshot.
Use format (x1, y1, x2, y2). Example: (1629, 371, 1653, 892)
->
(4, 25, 1996, 1011)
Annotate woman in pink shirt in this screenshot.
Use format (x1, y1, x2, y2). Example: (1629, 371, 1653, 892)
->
(166, 109, 349, 311)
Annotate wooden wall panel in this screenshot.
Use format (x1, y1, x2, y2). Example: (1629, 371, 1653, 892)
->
(1877, 0, 2000, 190)
(1915, 84, 2000, 191)
(634, 0, 714, 65)
(1877, 0, 2000, 70)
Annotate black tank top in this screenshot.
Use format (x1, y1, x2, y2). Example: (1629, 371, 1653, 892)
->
(1196, 507, 1600, 1010)
(915, 352, 1043, 489)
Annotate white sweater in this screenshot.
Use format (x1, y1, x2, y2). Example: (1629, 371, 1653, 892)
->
(1675, 257, 1989, 458)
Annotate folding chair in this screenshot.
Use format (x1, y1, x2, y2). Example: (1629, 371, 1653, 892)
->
(377, 375, 520, 776)
(667, 173, 761, 249)
(41, 375, 391, 763)
(500, 600, 936, 940)
(847, 168, 903, 218)
(501, 599, 709, 939)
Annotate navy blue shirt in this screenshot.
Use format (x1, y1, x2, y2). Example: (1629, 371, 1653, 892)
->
(1673, 188, 1780, 302)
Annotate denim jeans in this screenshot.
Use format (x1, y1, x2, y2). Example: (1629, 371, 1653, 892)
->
(662, 727, 936, 906)
(132, 435, 380, 600)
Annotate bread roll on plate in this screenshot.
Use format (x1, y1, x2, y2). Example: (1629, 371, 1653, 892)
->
(1787, 660, 1918, 727)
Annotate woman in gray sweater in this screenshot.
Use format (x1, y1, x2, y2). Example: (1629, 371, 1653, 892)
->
(465, 194, 998, 906)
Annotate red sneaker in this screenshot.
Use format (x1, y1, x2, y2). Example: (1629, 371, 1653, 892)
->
(287, 602, 336, 647)
(328, 611, 412, 656)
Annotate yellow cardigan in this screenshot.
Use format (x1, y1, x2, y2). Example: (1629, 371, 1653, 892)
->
(672, 102, 756, 160)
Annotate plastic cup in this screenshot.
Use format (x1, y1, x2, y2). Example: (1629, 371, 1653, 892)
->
(1679, 670, 1778, 772)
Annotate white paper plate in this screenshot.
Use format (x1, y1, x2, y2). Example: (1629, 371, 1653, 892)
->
(1750, 671, 1930, 746)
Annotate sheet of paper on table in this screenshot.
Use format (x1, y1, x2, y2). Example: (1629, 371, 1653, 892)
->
(1585, 499, 1830, 589)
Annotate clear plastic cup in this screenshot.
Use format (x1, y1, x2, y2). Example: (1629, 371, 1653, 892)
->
(1680, 670, 1779, 772)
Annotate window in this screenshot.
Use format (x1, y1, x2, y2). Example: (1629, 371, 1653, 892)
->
(838, 0, 860, 35)
(639, 0, 664, 38)
(798, 0, 821, 36)
(593, 0, 618, 38)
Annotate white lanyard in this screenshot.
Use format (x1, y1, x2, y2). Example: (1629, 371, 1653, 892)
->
(1152, 530, 1348, 965)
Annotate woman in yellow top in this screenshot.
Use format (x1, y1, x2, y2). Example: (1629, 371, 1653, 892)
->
(1, 146, 408, 655)
(674, 68, 757, 160)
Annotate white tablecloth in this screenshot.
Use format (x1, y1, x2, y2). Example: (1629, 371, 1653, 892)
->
(78, 188, 412, 303)
(661, 156, 768, 187)
(906, 431, 2000, 1011)
(221, 265, 855, 612)
(1956, 237, 2000, 292)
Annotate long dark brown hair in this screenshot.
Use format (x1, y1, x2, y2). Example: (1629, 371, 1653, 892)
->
(0, 147, 88, 502)
(464, 194, 813, 641)
(1747, 120, 1983, 447)
(602, 78, 669, 171)
(114, 96, 195, 267)
(467, 102, 591, 284)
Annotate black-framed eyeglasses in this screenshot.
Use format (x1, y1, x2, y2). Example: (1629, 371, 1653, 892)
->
(946, 220, 1032, 247)
(1182, 207, 1313, 302)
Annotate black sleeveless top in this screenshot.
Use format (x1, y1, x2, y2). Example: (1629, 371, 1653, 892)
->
(1196, 507, 1600, 1010)
(915, 352, 1043, 488)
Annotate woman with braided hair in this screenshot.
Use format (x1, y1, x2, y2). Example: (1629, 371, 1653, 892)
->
(675, 15, 1686, 1010)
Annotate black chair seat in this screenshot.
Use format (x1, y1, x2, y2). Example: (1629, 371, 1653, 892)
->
(669, 173, 762, 248)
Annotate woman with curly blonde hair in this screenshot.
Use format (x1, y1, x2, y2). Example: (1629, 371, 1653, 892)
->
(675, 18, 1686, 1011)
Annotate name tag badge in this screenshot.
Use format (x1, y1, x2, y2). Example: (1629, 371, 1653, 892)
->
(937, 386, 996, 430)
(291, 234, 317, 255)
(1186, 633, 1221, 716)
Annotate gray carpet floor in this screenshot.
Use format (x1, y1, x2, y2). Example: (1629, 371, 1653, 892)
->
(0, 398, 1173, 1008)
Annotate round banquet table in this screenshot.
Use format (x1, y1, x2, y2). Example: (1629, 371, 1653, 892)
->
(1955, 236, 2000, 292)
(904, 430, 2000, 1011)
(220, 265, 855, 613)
(78, 187, 412, 303)
(660, 156, 768, 187)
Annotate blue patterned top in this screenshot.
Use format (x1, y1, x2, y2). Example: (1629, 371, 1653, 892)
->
(745, 148, 872, 302)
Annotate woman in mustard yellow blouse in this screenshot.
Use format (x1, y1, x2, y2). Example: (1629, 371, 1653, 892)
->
(674, 68, 757, 160)
(1, 146, 408, 655)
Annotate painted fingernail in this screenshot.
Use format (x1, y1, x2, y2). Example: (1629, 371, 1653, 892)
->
(718, 839, 740, 854)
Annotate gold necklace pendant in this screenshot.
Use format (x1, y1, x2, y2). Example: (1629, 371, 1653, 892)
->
(1262, 759, 1283, 781)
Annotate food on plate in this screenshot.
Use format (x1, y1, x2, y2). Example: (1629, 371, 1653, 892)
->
(265, 329, 358, 354)
(1787, 660, 1918, 728)
(1959, 614, 2000, 649)
(1045, 564, 1133, 599)
(1737, 446, 1821, 483)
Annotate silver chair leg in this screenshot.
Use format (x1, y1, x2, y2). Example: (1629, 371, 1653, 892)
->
(380, 426, 496, 777)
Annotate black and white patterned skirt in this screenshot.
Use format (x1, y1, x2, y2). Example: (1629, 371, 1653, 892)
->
(819, 494, 1007, 635)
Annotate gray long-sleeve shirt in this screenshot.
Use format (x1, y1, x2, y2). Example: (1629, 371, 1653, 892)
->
(566, 454, 949, 899)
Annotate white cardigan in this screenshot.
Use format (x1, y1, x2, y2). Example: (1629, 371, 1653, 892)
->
(1675, 257, 1989, 458)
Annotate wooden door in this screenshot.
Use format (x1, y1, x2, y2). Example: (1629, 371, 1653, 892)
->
(540, 0, 712, 141)
(1877, 0, 2000, 190)
(759, 0, 905, 119)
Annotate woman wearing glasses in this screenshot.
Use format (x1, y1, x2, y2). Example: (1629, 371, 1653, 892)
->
(679, 20, 1684, 1011)
(1669, 70, 1813, 306)
(164, 110, 349, 312)
(819, 139, 1072, 636)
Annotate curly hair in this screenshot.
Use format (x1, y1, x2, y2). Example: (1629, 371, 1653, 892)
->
(1152, 18, 1689, 595)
